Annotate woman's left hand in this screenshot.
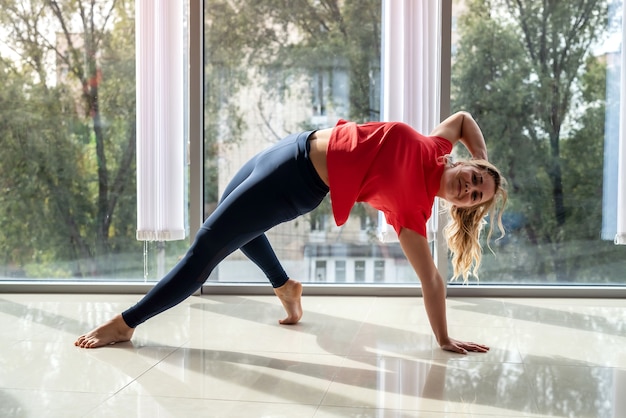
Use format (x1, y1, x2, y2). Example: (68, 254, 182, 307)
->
(440, 338, 490, 354)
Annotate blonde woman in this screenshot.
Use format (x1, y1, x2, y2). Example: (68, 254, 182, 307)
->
(76, 111, 507, 354)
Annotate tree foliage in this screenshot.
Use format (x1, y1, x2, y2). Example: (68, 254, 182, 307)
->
(453, 0, 626, 282)
(0, 0, 139, 277)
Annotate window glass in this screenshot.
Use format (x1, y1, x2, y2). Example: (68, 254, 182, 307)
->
(374, 260, 385, 282)
(0, 1, 188, 282)
(335, 260, 347, 282)
(315, 260, 327, 282)
(354, 261, 366, 282)
(203, 0, 402, 285)
(450, 0, 626, 284)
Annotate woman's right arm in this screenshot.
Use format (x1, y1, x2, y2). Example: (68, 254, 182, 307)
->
(429, 111, 489, 161)
(398, 227, 490, 354)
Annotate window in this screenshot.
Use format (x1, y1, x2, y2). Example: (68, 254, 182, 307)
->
(203, 0, 387, 286)
(4, 1, 622, 291)
(450, 0, 626, 285)
(354, 261, 366, 283)
(0, 1, 189, 282)
(335, 260, 346, 282)
(314, 260, 327, 282)
(374, 260, 385, 282)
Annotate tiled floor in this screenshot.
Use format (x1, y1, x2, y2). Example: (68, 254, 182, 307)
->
(0, 293, 624, 417)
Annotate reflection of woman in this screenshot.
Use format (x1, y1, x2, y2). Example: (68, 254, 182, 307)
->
(76, 111, 507, 354)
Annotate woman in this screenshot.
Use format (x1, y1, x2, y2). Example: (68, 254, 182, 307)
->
(75, 111, 507, 354)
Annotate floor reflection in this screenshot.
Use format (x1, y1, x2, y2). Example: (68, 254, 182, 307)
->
(0, 294, 624, 417)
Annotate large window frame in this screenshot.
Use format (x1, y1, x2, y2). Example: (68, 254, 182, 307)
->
(1, 0, 624, 298)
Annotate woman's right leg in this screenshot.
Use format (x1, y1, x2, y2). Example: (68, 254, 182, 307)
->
(74, 196, 264, 348)
(235, 130, 329, 323)
(74, 177, 285, 348)
(75, 131, 327, 348)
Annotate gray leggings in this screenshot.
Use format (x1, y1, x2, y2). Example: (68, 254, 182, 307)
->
(122, 131, 329, 328)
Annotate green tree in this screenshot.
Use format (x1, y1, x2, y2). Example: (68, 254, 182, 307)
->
(0, 0, 139, 277)
(247, 0, 381, 122)
(453, 0, 612, 282)
(559, 56, 625, 282)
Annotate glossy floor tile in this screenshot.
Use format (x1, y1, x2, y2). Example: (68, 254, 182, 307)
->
(0, 293, 624, 417)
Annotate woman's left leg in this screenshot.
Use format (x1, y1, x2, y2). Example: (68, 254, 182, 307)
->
(226, 130, 329, 289)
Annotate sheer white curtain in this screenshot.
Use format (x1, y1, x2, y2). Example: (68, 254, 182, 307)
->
(136, 0, 185, 241)
(377, 0, 442, 243)
(616, 0, 626, 245)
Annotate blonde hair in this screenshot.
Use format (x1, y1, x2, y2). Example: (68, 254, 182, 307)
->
(442, 159, 508, 283)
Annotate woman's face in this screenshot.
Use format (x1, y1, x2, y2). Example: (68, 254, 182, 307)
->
(439, 164, 496, 208)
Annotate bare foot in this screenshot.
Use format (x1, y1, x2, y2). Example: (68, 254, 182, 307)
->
(74, 314, 135, 348)
(274, 279, 303, 325)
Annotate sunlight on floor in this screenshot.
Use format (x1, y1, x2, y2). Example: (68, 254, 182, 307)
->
(0, 293, 624, 417)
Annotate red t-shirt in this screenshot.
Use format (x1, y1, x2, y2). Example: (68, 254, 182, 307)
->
(327, 119, 453, 238)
